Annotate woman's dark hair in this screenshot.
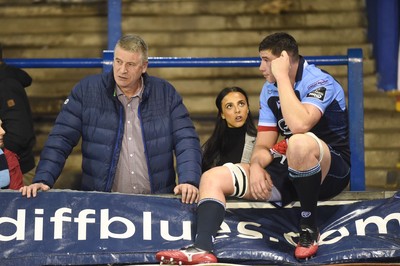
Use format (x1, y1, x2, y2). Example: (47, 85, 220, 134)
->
(201, 86, 257, 172)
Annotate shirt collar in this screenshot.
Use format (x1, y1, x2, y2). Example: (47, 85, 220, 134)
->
(295, 55, 306, 83)
(115, 76, 144, 99)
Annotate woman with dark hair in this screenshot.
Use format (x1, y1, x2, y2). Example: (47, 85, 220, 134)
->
(201, 86, 257, 172)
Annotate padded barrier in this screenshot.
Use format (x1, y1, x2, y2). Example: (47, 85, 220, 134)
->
(1, 190, 399, 265)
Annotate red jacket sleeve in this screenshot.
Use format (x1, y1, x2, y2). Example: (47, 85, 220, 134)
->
(4, 148, 23, 190)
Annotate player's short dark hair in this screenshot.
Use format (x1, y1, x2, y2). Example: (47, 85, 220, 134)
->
(258, 32, 299, 60)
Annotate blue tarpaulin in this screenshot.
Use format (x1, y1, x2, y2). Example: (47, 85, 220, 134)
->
(1, 190, 400, 265)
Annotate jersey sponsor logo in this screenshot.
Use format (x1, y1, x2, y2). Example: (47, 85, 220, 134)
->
(307, 87, 326, 101)
(307, 79, 329, 90)
(301, 211, 312, 218)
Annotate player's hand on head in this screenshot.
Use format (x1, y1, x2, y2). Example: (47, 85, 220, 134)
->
(271, 50, 291, 80)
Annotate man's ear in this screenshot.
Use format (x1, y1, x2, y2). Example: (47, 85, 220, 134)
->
(142, 61, 149, 73)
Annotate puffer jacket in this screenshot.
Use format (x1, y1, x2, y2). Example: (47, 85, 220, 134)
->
(34, 70, 202, 193)
(0, 63, 36, 174)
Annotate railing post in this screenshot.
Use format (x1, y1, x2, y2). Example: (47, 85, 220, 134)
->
(347, 48, 366, 191)
(103, 50, 114, 72)
(107, 0, 122, 50)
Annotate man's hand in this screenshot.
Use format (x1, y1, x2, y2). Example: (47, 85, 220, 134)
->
(174, 183, 199, 204)
(249, 164, 273, 200)
(271, 50, 291, 81)
(20, 183, 50, 198)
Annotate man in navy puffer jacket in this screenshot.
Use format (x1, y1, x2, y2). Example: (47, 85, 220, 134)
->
(20, 34, 202, 204)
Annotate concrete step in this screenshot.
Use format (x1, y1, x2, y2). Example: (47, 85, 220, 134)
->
(365, 131, 400, 149)
(364, 110, 400, 130)
(365, 149, 400, 168)
(364, 92, 399, 112)
(148, 43, 373, 58)
(0, 12, 366, 34)
(124, 0, 366, 15)
(0, 0, 365, 16)
(1, 28, 368, 48)
(4, 41, 372, 61)
(366, 168, 400, 190)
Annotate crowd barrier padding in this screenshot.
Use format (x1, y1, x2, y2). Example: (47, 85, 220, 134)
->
(1, 190, 399, 265)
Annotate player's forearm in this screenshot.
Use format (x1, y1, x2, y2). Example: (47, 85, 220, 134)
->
(250, 146, 273, 169)
(276, 77, 311, 133)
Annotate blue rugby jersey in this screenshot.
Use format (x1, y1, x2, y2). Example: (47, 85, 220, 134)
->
(258, 57, 350, 163)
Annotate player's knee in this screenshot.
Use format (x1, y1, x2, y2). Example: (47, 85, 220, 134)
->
(287, 134, 311, 159)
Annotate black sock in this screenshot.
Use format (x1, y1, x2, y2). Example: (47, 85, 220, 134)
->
(289, 164, 321, 229)
(194, 198, 225, 251)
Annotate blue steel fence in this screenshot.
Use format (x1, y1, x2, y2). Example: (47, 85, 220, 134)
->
(4, 48, 365, 191)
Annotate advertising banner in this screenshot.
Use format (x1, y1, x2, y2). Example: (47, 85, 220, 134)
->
(1, 190, 400, 265)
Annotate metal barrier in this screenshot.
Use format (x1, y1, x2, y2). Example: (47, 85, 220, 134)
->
(4, 48, 365, 191)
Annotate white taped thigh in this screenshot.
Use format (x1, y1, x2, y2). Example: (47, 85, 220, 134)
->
(223, 163, 248, 198)
(305, 132, 324, 163)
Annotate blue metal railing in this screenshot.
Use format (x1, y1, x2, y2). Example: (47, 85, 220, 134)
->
(4, 54, 351, 69)
(4, 49, 365, 191)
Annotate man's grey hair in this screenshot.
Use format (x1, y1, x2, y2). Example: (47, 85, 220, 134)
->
(115, 34, 148, 62)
